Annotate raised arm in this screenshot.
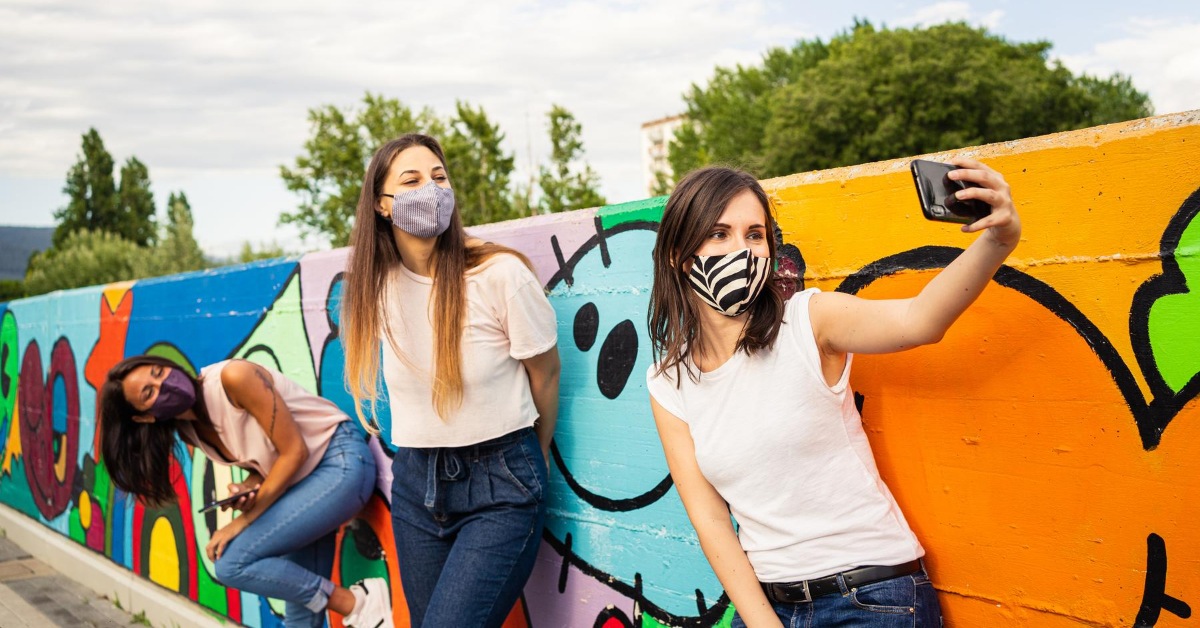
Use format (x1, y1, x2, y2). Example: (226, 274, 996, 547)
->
(207, 360, 309, 560)
(811, 157, 1022, 356)
(650, 397, 785, 628)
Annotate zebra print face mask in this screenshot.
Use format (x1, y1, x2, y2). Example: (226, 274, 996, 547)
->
(687, 248, 771, 317)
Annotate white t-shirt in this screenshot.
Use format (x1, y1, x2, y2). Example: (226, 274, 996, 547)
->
(646, 288, 923, 583)
(381, 253, 557, 448)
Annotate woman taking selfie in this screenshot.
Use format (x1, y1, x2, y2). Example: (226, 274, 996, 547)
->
(340, 133, 561, 628)
(646, 161, 1021, 627)
(98, 356, 391, 628)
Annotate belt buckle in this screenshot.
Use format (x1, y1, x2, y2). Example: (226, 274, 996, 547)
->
(799, 579, 812, 603)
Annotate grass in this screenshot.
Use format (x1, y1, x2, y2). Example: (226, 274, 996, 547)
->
(131, 609, 152, 627)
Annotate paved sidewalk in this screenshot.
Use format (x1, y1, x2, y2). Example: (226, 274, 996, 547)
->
(0, 535, 142, 628)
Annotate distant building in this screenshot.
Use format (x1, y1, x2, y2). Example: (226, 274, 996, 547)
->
(0, 226, 54, 281)
(640, 114, 685, 197)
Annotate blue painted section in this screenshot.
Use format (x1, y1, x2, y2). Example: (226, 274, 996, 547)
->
(319, 276, 393, 444)
(123, 259, 298, 368)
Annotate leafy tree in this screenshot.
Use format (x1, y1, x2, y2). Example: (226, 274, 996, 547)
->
(279, 93, 447, 247)
(444, 102, 519, 225)
(24, 230, 150, 296)
(668, 21, 1154, 185)
(54, 128, 119, 247)
(147, 192, 207, 275)
(116, 157, 157, 246)
(0, 280, 24, 302)
(538, 105, 606, 214)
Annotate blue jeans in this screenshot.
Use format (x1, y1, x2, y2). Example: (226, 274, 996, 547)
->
(732, 565, 943, 628)
(390, 427, 547, 628)
(215, 421, 376, 628)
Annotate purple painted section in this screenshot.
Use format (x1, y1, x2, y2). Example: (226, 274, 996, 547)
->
(467, 208, 599, 285)
(523, 540, 639, 627)
(298, 248, 349, 370)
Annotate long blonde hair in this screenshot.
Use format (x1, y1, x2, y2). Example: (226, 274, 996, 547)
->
(341, 134, 533, 431)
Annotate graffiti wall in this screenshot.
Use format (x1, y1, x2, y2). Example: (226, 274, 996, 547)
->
(1, 110, 1197, 628)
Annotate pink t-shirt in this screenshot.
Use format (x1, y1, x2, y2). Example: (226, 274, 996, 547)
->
(180, 361, 348, 484)
(380, 253, 558, 447)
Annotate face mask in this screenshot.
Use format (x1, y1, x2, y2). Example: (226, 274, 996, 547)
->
(687, 248, 771, 317)
(382, 181, 456, 238)
(150, 368, 196, 420)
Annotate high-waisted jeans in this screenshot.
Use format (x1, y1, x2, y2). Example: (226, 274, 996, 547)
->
(390, 426, 547, 628)
(214, 421, 376, 627)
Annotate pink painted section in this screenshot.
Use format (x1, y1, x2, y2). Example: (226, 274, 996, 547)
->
(298, 249, 350, 371)
(523, 540, 638, 627)
(467, 208, 599, 285)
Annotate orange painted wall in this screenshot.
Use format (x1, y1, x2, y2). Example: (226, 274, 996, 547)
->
(765, 110, 1200, 627)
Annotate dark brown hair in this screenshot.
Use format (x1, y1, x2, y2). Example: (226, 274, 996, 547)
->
(648, 166, 785, 384)
(98, 355, 207, 506)
(341, 134, 532, 428)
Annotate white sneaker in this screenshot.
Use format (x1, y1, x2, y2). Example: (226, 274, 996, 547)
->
(343, 577, 394, 628)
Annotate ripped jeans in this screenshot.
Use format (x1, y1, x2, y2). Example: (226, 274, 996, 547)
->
(214, 421, 376, 627)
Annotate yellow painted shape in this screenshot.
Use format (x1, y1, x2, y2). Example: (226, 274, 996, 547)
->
(53, 434, 67, 482)
(79, 491, 91, 529)
(101, 281, 135, 313)
(766, 110, 1200, 399)
(148, 517, 181, 592)
(2, 394, 20, 475)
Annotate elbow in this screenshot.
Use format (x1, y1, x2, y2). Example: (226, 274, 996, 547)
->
(291, 443, 310, 467)
(911, 325, 946, 347)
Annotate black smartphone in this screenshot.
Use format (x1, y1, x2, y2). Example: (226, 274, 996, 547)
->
(910, 159, 991, 224)
(199, 489, 257, 514)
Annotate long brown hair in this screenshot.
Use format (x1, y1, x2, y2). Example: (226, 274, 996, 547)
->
(98, 355, 209, 506)
(341, 134, 532, 430)
(648, 166, 785, 384)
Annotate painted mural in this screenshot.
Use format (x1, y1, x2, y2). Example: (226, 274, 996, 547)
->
(0, 110, 1197, 628)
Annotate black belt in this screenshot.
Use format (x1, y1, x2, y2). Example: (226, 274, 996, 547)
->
(761, 560, 922, 604)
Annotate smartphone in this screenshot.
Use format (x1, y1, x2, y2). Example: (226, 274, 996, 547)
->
(199, 489, 257, 514)
(910, 159, 991, 224)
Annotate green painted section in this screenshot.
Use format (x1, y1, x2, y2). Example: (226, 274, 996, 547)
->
(641, 604, 735, 628)
(146, 343, 198, 376)
(598, 196, 667, 229)
(0, 457, 40, 518)
(1149, 212, 1200, 392)
(68, 505, 86, 543)
(195, 556, 228, 615)
(339, 524, 390, 586)
(233, 274, 318, 394)
(1, 312, 16, 422)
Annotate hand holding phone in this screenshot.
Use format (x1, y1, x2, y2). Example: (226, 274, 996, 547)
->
(910, 159, 992, 224)
(199, 489, 258, 514)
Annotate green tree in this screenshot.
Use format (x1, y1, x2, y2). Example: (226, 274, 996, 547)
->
(147, 192, 207, 275)
(669, 21, 1154, 184)
(0, 280, 24, 302)
(538, 105, 606, 214)
(444, 102, 519, 225)
(667, 40, 830, 182)
(24, 230, 150, 296)
(279, 93, 447, 247)
(54, 128, 118, 247)
(116, 157, 157, 246)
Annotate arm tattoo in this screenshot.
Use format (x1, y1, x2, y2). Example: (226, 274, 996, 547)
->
(251, 367, 278, 437)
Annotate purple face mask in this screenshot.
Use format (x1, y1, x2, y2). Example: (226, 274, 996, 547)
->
(150, 368, 196, 420)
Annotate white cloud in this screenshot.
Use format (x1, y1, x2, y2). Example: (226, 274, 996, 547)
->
(0, 0, 811, 250)
(1057, 18, 1200, 116)
(894, 1, 1003, 30)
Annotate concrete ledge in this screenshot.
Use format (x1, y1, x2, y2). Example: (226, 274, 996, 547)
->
(0, 503, 228, 628)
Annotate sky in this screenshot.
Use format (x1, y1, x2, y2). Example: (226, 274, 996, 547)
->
(1, 0, 1198, 257)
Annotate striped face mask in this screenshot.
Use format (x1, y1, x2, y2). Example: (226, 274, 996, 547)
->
(382, 181, 456, 238)
(687, 248, 771, 317)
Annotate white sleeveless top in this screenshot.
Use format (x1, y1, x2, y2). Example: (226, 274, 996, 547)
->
(646, 288, 923, 583)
